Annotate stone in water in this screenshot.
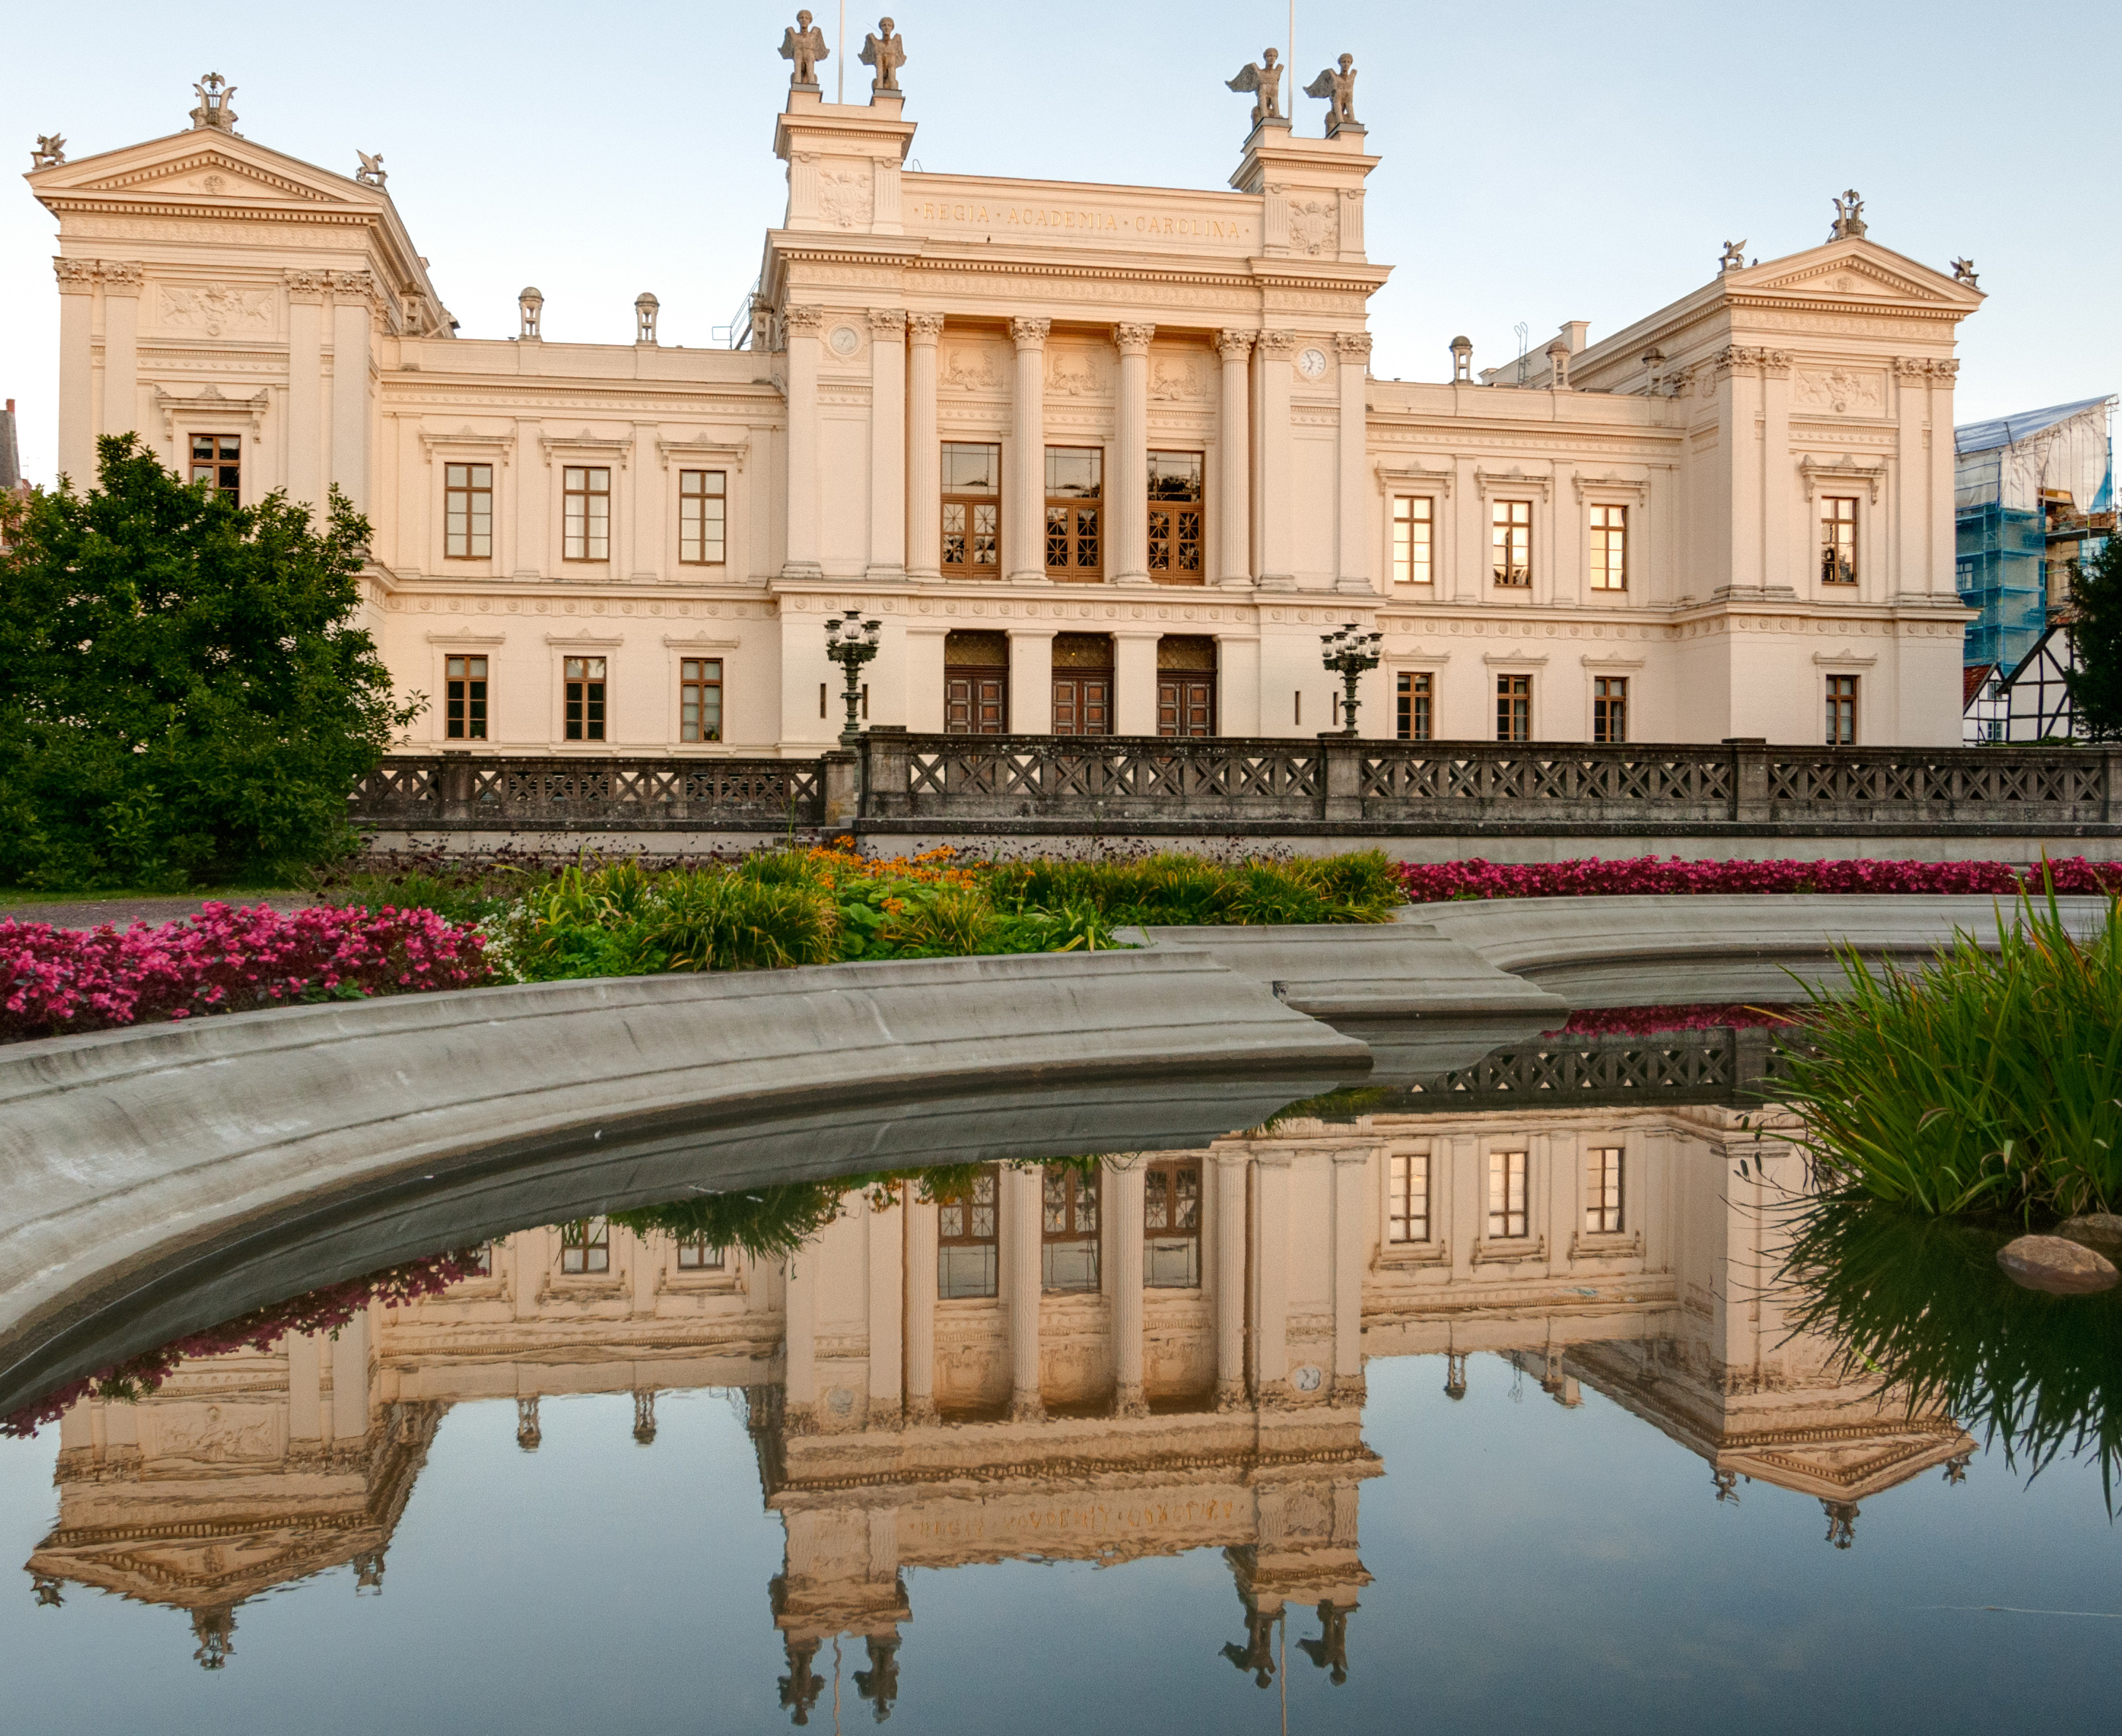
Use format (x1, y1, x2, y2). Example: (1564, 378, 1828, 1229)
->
(1996, 1234, 2120, 1295)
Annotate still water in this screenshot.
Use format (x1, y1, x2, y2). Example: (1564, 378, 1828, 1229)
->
(3, 1035, 2117, 1733)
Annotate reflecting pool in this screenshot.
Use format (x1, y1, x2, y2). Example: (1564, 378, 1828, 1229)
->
(4, 1038, 2119, 1732)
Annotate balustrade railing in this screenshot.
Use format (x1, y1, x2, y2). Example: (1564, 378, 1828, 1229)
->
(350, 755, 824, 830)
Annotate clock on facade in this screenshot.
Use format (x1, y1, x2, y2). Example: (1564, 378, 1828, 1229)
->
(827, 323, 862, 358)
(1297, 345, 1330, 381)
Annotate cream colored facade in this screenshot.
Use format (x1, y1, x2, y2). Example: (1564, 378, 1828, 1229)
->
(25, 53, 1982, 752)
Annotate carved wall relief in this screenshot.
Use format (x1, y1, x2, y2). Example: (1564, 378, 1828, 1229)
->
(1044, 349, 1103, 396)
(941, 347, 1003, 392)
(1794, 368, 1886, 415)
(1148, 356, 1207, 401)
(817, 164, 874, 231)
(159, 283, 274, 336)
(1285, 196, 1338, 257)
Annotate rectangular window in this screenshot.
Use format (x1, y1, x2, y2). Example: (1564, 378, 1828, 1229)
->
(563, 656, 606, 741)
(563, 466, 610, 561)
(679, 469, 726, 566)
(1041, 1164, 1100, 1292)
(560, 1217, 609, 1275)
(1593, 675, 1627, 745)
(1393, 495, 1434, 585)
(1589, 504, 1627, 591)
(189, 433, 242, 506)
(1043, 447, 1102, 580)
(445, 463, 493, 560)
(1496, 674, 1532, 743)
(1492, 499, 1531, 586)
(1389, 1151, 1430, 1244)
(1143, 1157, 1203, 1289)
(679, 657, 722, 743)
(937, 1165, 1000, 1300)
(1584, 1148, 1624, 1235)
(444, 655, 488, 741)
(1396, 671, 1432, 741)
(1821, 497, 1857, 585)
(1146, 451, 1204, 585)
(1487, 1152, 1528, 1240)
(1826, 674, 1859, 745)
(941, 442, 1001, 575)
(676, 1235, 725, 1270)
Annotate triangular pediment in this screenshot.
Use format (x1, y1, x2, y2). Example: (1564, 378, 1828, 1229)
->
(29, 129, 381, 214)
(1732, 239, 1980, 309)
(1720, 1422, 1973, 1500)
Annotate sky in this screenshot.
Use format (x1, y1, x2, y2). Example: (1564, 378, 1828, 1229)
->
(4, 0, 2119, 486)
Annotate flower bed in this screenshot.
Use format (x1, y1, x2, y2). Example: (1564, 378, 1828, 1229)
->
(0, 901, 492, 1043)
(1546, 1003, 1798, 1036)
(1397, 855, 2122, 903)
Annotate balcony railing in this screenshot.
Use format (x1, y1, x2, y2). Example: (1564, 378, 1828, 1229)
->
(351, 755, 824, 830)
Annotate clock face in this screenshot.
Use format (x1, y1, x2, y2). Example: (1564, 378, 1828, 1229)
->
(1297, 345, 1330, 381)
(827, 323, 861, 358)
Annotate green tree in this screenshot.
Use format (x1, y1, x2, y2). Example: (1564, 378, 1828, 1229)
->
(0, 434, 419, 889)
(2065, 533, 2122, 742)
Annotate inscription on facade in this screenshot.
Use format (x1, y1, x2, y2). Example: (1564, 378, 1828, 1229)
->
(908, 192, 1254, 247)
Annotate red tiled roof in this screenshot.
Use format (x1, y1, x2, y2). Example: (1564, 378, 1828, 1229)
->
(1963, 663, 1996, 708)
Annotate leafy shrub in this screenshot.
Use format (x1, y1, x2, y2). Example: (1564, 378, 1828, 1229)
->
(646, 872, 838, 971)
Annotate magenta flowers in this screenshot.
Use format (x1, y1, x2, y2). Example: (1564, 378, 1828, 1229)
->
(1397, 855, 2122, 904)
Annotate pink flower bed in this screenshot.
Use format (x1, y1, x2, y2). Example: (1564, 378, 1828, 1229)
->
(1545, 1003, 1800, 1037)
(1397, 855, 2122, 903)
(0, 902, 493, 1043)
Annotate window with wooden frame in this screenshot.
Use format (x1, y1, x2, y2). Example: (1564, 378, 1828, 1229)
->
(464, 1243, 495, 1278)
(1593, 675, 1627, 744)
(1820, 497, 1858, 585)
(944, 630, 1010, 734)
(1146, 451, 1204, 584)
(1050, 633, 1114, 736)
(445, 463, 493, 560)
(1388, 1151, 1430, 1244)
(560, 1217, 610, 1274)
(1043, 447, 1102, 580)
(1826, 674, 1859, 746)
(563, 656, 606, 741)
(445, 655, 488, 741)
(676, 1235, 725, 1271)
(1491, 499, 1532, 586)
(679, 657, 722, 743)
(1041, 1163, 1100, 1292)
(1584, 1148, 1624, 1235)
(1487, 1152, 1528, 1240)
(189, 433, 242, 506)
(936, 1165, 1000, 1299)
(1396, 671, 1432, 741)
(1157, 636, 1217, 737)
(1143, 1157, 1203, 1289)
(1392, 495, 1433, 585)
(679, 469, 726, 566)
(941, 442, 1000, 576)
(563, 466, 611, 561)
(1496, 674, 1532, 743)
(1589, 504, 1627, 590)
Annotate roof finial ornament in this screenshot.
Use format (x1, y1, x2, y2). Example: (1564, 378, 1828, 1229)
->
(1718, 239, 1747, 273)
(779, 10, 829, 88)
(859, 17, 906, 96)
(1303, 53, 1359, 134)
(1951, 257, 1979, 288)
(30, 134, 65, 169)
(188, 72, 238, 134)
(1829, 188, 1866, 241)
(1226, 48, 1285, 128)
(355, 150, 386, 188)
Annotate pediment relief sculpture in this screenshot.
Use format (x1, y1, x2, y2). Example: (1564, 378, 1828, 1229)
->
(1748, 256, 1948, 304)
(158, 283, 275, 336)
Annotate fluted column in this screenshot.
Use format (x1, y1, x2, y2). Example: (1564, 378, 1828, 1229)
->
(1105, 1157, 1147, 1417)
(1250, 1152, 1292, 1403)
(1113, 323, 1155, 586)
(1216, 330, 1254, 589)
(1254, 331, 1296, 591)
(1334, 332, 1373, 595)
(1003, 1165, 1045, 1421)
(328, 272, 375, 514)
(1213, 1150, 1249, 1409)
(1330, 1149, 1369, 1403)
(905, 312, 944, 582)
(1008, 317, 1051, 583)
(53, 260, 97, 485)
(868, 309, 907, 582)
(99, 262, 142, 444)
(782, 304, 825, 579)
(903, 1192, 938, 1424)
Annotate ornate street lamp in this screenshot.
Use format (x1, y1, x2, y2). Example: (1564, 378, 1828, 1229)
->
(1319, 621, 1382, 736)
(824, 606, 881, 746)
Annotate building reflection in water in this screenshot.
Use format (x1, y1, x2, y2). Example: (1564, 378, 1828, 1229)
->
(22, 1101, 1974, 1710)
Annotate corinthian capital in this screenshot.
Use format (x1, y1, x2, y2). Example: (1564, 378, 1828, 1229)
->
(1112, 322, 1156, 355)
(1216, 328, 1256, 362)
(1011, 316, 1052, 348)
(53, 256, 98, 289)
(906, 310, 946, 342)
(1256, 329, 1295, 355)
(1333, 331, 1373, 358)
(867, 307, 907, 336)
(782, 303, 825, 333)
(99, 261, 145, 290)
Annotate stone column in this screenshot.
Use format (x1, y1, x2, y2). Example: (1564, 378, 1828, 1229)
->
(1216, 330, 1255, 589)
(905, 312, 944, 582)
(782, 304, 825, 579)
(1008, 317, 1051, 583)
(1250, 1152, 1292, 1402)
(1112, 323, 1155, 586)
(1008, 628, 1054, 735)
(903, 1192, 938, 1424)
(283, 272, 325, 512)
(868, 309, 908, 581)
(1003, 1164, 1045, 1421)
(784, 1246, 819, 1432)
(1113, 628, 1160, 736)
(328, 273, 375, 514)
(53, 260, 98, 485)
(1330, 1149, 1369, 1403)
(99, 263, 142, 444)
(866, 1189, 903, 1427)
(1213, 1149, 1249, 1409)
(1335, 333, 1373, 595)
(1254, 332, 1296, 590)
(1105, 1157, 1147, 1417)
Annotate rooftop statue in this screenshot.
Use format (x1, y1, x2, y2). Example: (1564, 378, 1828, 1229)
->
(1226, 48, 1284, 126)
(31, 134, 66, 169)
(779, 11, 830, 88)
(355, 150, 387, 188)
(1952, 257, 1980, 288)
(1303, 54, 1358, 130)
(188, 72, 237, 134)
(859, 17, 906, 93)
(1829, 188, 1867, 241)
(1719, 239, 1747, 273)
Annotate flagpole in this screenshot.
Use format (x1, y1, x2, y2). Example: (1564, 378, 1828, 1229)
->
(838, 0, 846, 103)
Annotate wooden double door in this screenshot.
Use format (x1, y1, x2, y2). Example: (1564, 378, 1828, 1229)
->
(945, 668, 1009, 733)
(1157, 676, 1216, 736)
(1051, 632, 1114, 736)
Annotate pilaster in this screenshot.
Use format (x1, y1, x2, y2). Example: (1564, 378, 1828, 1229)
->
(1334, 331, 1372, 594)
(328, 271, 377, 514)
(905, 312, 944, 582)
(99, 262, 143, 445)
(865, 1189, 903, 1428)
(1213, 1150, 1248, 1409)
(782, 304, 825, 579)
(53, 258, 97, 484)
(1254, 331, 1296, 590)
(868, 309, 908, 581)
(784, 1246, 819, 1433)
(1008, 317, 1051, 583)
(1330, 1149, 1369, 1403)
(1113, 323, 1155, 586)
(1249, 1153, 1292, 1402)
(1216, 330, 1254, 588)
(1007, 628, 1054, 735)
(902, 1192, 938, 1425)
(285, 269, 328, 510)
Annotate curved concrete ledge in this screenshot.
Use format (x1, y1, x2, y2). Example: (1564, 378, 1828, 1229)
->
(0, 951, 1367, 1397)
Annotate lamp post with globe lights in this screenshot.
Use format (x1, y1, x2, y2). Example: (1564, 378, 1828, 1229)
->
(1319, 622, 1383, 736)
(823, 608, 882, 747)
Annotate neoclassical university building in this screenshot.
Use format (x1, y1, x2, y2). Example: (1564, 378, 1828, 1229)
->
(26, 37, 1982, 752)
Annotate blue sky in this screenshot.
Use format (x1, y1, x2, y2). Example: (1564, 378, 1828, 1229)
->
(5, 0, 2118, 485)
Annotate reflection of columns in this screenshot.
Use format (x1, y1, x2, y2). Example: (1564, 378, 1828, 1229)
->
(1008, 317, 1051, 582)
(1113, 323, 1154, 585)
(1330, 1149, 1367, 1402)
(331, 1308, 369, 1442)
(784, 1247, 819, 1431)
(903, 1191, 938, 1424)
(866, 1188, 903, 1427)
(868, 309, 907, 581)
(54, 260, 97, 485)
(1216, 330, 1254, 588)
(100, 263, 142, 443)
(1250, 1153, 1292, 1400)
(632, 1389, 657, 1444)
(1106, 1157, 1147, 1417)
(905, 312, 944, 582)
(1214, 1150, 1249, 1408)
(782, 304, 825, 579)
(286, 1330, 323, 1442)
(1334, 333, 1373, 595)
(515, 1394, 541, 1450)
(1254, 331, 1296, 590)
(1003, 1164, 1045, 1421)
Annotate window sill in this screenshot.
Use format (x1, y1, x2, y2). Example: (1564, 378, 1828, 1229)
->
(1570, 1230, 1643, 1260)
(1470, 1235, 1548, 1267)
(1381, 1238, 1450, 1268)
